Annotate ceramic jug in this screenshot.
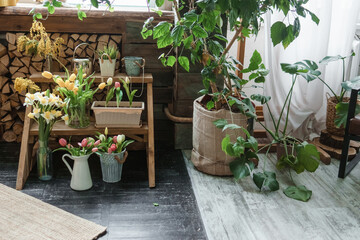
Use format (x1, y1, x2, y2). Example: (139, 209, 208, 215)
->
(62, 154, 93, 191)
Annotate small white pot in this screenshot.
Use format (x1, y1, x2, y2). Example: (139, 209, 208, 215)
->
(99, 59, 116, 77)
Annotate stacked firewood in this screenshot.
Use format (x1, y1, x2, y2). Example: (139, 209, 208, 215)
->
(0, 32, 122, 142)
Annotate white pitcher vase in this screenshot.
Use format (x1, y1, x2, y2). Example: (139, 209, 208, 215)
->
(62, 154, 93, 191)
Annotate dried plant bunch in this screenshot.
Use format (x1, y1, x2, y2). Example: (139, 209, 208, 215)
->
(14, 77, 41, 94)
(17, 20, 64, 59)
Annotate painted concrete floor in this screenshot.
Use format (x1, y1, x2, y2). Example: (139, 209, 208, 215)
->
(183, 150, 360, 240)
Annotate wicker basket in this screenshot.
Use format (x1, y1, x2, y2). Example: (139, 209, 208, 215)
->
(326, 96, 349, 137)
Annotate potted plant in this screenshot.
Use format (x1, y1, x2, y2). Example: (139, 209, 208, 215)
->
(141, 0, 319, 175)
(43, 68, 107, 128)
(91, 77, 145, 127)
(98, 46, 119, 77)
(215, 60, 321, 202)
(15, 77, 65, 181)
(56, 137, 96, 191)
(17, 20, 64, 72)
(93, 128, 134, 183)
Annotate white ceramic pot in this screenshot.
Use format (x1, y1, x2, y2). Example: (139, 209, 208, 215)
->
(99, 59, 116, 77)
(62, 154, 93, 191)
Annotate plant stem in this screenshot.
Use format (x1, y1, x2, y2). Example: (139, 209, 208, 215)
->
(317, 77, 340, 102)
(282, 76, 296, 136)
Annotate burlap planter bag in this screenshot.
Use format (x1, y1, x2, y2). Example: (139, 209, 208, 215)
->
(191, 96, 248, 176)
(326, 96, 349, 137)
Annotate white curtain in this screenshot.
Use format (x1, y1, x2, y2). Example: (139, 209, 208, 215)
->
(263, 0, 360, 140)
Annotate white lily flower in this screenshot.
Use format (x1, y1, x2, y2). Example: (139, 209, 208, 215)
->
(61, 114, 69, 125)
(117, 134, 125, 144)
(33, 107, 41, 118)
(41, 111, 53, 124)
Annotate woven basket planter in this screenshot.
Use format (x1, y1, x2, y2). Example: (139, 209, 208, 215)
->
(91, 101, 144, 128)
(326, 96, 349, 137)
(191, 96, 249, 176)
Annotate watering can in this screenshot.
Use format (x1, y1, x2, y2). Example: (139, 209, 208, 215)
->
(72, 42, 95, 76)
(62, 154, 93, 191)
(121, 56, 145, 76)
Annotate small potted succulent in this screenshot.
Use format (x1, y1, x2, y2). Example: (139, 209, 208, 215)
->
(91, 77, 145, 127)
(98, 46, 119, 77)
(56, 137, 96, 191)
(93, 128, 134, 183)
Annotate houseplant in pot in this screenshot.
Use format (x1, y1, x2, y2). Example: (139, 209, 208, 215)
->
(91, 77, 145, 127)
(15, 77, 65, 181)
(45, 68, 107, 128)
(93, 128, 134, 183)
(141, 0, 319, 175)
(55, 137, 96, 191)
(215, 60, 321, 201)
(98, 46, 119, 77)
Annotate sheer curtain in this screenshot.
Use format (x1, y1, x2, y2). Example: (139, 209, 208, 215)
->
(263, 0, 360, 140)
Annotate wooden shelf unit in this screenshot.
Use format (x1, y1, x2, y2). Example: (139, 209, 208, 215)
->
(16, 73, 155, 190)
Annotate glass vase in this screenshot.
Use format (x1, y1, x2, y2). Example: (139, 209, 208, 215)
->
(68, 101, 90, 128)
(37, 140, 53, 181)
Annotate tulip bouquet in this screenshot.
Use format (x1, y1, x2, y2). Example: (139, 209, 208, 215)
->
(22, 90, 65, 180)
(93, 127, 134, 154)
(42, 68, 106, 128)
(56, 137, 96, 156)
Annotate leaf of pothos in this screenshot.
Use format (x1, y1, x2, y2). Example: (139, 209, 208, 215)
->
(250, 94, 271, 104)
(213, 119, 228, 129)
(283, 185, 312, 202)
(229, 158, 254, 180)
(253, 171, 279, 191)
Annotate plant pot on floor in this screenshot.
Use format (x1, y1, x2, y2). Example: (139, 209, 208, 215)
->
(99, 57, 116, 77)
(62, 154, 93, 191)
(191, 96, 250, 176)
(91, 101, 144, 128)
(100, 150, 128, 183)
(326, 96, 349, 137)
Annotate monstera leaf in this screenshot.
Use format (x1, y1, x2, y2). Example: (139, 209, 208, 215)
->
(284, 185, 312, 202)
(253, 171, 279, 191)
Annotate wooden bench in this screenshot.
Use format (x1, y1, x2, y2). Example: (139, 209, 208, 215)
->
(16, 73, 155, 190)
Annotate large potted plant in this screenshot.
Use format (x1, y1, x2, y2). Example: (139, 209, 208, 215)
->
(91, 77, 145, 128)
(215, 60, 321, 202)
(141, 0, 319, 175)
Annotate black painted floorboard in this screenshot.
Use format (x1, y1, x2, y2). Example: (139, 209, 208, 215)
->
(0, 143, 207, 240)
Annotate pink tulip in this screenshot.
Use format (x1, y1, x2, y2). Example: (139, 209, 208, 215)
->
(115, 82, 120, 89)
(110, 144, 116, 151)
(81, 138, 88, 147)
(59, 138, 67, 147)
(87, 142, 92, 147)
(92, 148, 98, 153)
(108, 148, 113, 154)
(113, 136, 117, 143)
(67, 144, 73, 149)
(94, 140, 101, 146)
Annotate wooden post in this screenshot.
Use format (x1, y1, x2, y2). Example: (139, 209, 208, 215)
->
(147, 82, 155, 188)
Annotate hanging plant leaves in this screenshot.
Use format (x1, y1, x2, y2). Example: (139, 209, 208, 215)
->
(283, 185, 312, 202)
(253, 171, 279, 191)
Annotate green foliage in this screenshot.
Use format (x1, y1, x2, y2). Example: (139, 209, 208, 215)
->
(253, 172, 280, 191)
(98, 46, 118, 60)
(283, 185, 312, 202)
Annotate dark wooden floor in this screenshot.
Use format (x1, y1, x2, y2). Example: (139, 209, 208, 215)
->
(0, 143, 206, 240)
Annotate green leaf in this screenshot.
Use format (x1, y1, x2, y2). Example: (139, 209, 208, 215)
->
(202, 11, 217, 32)
(141, 29, 153, 39)
(335, 102, 360, 128)
(153, 202, 159, 207)
(296, 143, 319, 172)
(153, 21, 172, 39)
(155, 0, 164, 7)
(206, 100, 214, 110)
(254, 76, 265, 83)
(157, 32, 173, 48)
(171, 25, 185, 46)
(308, 11, 320, 25)
(253, 171, 279, 191)
(178, 56, 190, 72)
(247, 136, 258, 151)
(293, 18, 300, 38)
(222, 124, 242, 131)
(91, 0, 99, 8)
(48, 5, 55, 14)
(166, 56, 176, 67)
(221, 134, 230, 152)
(283, 185, 312, 202)
(33, 13, 43, 20)
(249, 50, 262, 66)
(270, 21, 287, 47)
(214, 34, 228, 43)
(229, 158, 254, 180)
(341, 76, 360, 91)
(282, 25, 295, 49)
(183, 35, 193, 49)
(232, 142, 245, 156)
(213, 119, 228, 129)
(77, 10, 87, 21)
(43, 1, 50, 7)
(319, 55, 343, 65)
(281, 63, 300, 74)
(192, 25, 208, 38)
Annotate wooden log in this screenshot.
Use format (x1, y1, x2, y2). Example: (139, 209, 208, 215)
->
(79, 34, 89, 42)
(8, 93, 19, 102)
(15, 32, 25, 39)
(60, 33, 69, 43)
(21, 56, 31, 68)
(0, 62, 9, 75)
(71, 33, 80, 41)
(10, 100, 20, 108)
(111, 35, 122, 44)
(67, 38, 75, 49)
(0, 94, 9, 103)
(16, 134, 22, 143)
(97, 41, 107, 51)
(32, 55, 43, 62)
(18, 66, 29, 74)
(0, 54, 10, 67)
(9, 84, 15, 94)
(9, 66, 19, 75)
(29, 66, 37, 75)
(8, 43, 16, 51)
(1, 101, 11, 111)
(32, 62, 43, 72)
(65, 48, 74, 56)
(0, 43, 6, 57)
(98, 35, 110, 43)
(6, 32, 16, 45)
(108, 39, 118, 49)
(12, 50, 22, 58)
(313, 137, 356, 160)
(13, 120, 24, 135)
(0, 76, 8, 89)
(3, 130, 17, 142)
(17, 111, 25, 121)
(12, 72, 26, 79)
(1, 113, 13, 122)
(50, 33, 60, 40)
(12, 57, 24, 67)
(88, 34, 97, 42)
(4, 120, 14, 130)
(2, 83, 11, 94)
